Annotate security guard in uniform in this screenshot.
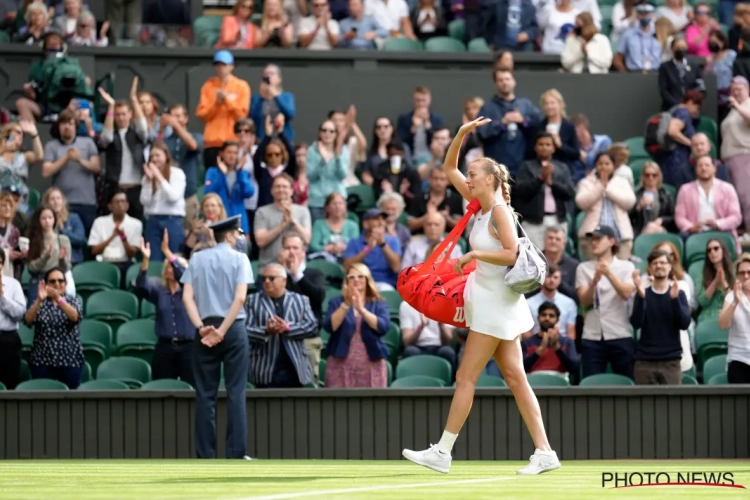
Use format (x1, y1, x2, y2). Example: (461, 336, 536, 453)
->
(181, 215, 254, 459)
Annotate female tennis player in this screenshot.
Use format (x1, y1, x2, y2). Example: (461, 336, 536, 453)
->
(402, 117, 560, 475)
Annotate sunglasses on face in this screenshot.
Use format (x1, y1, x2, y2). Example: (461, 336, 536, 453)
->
(643, 172, 658, 178)
(696, 9, 710, 14)
(708, 246, 721, 253)
(237, 128, 254, 134)
(240, 3, 252, 7)
(266, 151, 282, 158)
(376, 123, 390, 129)
(260, 276, 283, 282)
(320, 128, 336, 134)
(313, 2, 327, 6)
(347, 274, 366, 281)
(739, 270, 750, 277)
(47, 279, 65, 284)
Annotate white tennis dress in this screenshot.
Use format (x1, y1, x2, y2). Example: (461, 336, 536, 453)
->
(463, 201, 534, 339)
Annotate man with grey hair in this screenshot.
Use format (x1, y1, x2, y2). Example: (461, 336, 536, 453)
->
(536, 225, 579, 302)
(245, 262, 318, 388)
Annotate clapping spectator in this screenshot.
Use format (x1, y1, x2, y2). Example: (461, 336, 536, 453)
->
(484, 0, 537, 51)
(367, 141, 421, 208)
(379, 192, 412, 251)
(161, 104, 202, 230)
(0, 120, 43, 214)
(629, 162, 676, 235)
(396, 87, 444, 163)
(0, 250, 26, 390)
(68, 10, 108, 46)
(537, 0, 580, 55)
(571, 114, 612, 174)
(364, 0, 416, 40)
(23, 267, 83, 389)
(576, 152, 637, 260)
(674, 155, 742, 245)
(561, 12, 613, 75)
(13, 2, 51, 44)
(53, 0, 81, 38)
(338, 0, 387, 50)
(631, 250, 691, 385)
(614, 3, 662, 73)
(686, 2, 718, 57)
(234, 119, 259, 226)
(98, 79, 149, 221)
(196, 51, 251, 169)
(253, 116, 297, 208)
(41, 110, 99, 234)
(136, 235, 194, 386)
(257, 0, 294, 48)
(410, 0, 446, 41)
(216, 0, 259, 49)
(514, 133, 576, 248)
(653, 89, 703, 190)
(525, 264, 577, 338)
(307, 118, 349, 223)
(0, 193, 23, 281)
(521, 302, 578, 377)
(606, 142, 635, 188)
(698, 238, 734, 323)
(610, 0, 638, 45)
(309, 192, 359, 262)
(324, 262, 390, 388)
(721, 77, 750, 232)
(254, 174, 311, 267)
(401, 212, 461, 269)
(655, 0, 693, 33)
(536, 89, 583, 182)
(250, 65, 296, 142)
(659, 37, 704, 111)
(329, 107, 368, 187)
(137, 91, 164, 144)
(407, 166, 463, 232)
(205, 141, 256, 235)
(718, 254, 750, 384)
(140, 142, 186, 260)
(182, 193, 227, 256)
(299, 0, 340, 50)
(26, 206, 71, 304)
(343, 208, 401, 290)
(88, 190, 142, 288)
(707, 30, 736, 122)
(42, 188, 84, 265)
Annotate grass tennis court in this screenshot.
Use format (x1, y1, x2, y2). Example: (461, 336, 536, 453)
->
(1, 460, 749, 499)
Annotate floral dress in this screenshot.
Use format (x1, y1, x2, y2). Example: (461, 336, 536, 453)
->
(28, 295, 84, 370)
(325, 315, 388, 388)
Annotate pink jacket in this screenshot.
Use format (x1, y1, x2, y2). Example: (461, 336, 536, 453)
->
(685, 23, 711, 58)
(674, 179, 742, 251)
(575, 173, 637, 240)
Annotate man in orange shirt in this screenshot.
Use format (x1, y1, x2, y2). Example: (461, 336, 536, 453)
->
(196, 50, 251, 169)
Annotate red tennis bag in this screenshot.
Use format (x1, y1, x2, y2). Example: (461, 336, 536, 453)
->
(396, 198, 482, 328)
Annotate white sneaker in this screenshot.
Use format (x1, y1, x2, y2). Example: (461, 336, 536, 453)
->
(402, 444, 452, 473)
(516, 449, 560, 475)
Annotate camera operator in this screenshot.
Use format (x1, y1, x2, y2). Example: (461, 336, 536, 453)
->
(521, 302, 578, 378)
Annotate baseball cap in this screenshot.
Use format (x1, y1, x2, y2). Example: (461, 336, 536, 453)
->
(585, 225, 617, 240)
(635, 3, 655, 13)
(362, 208, 388, 221)
(213, 50, 234, 65)
(2, 186, 20, 196)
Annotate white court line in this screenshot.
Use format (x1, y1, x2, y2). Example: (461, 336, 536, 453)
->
(237, 477, 513, 500)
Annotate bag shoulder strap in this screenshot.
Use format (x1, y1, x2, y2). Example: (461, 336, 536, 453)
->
(417, 198, 481, 276)
(489, 203, 525, 239)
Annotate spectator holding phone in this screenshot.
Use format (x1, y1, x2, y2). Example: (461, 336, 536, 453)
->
(338, 0, 387, 49)
(250, 65, 296, 142)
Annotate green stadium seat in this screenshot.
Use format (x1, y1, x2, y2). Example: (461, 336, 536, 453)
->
(702, 354, 727, 383)
(384, 322, 402, 349)
(382, 38, 423, 51)
(390, 375, 445, 387)
(19, 323, 33, 353)
(96, 356, 152, 388)
(346, 211, 360, 228)
(395, 354, 452, 385)
(0, 381, 5, 390)
(467, 37, 491, 52)
(346, 185, 376, 212)
(381, 290, 402, 319)
(140, 298, 156, 318)
(476, 375, 506, 387)
(662, 183, 677, 200)
(633, 233, 684, 262)
(115, 319, 157, 363)
(688, 260, 704, 288)
(72, 262, 120, 301)
(79, 379, 131, 390)
(86, 290, 139, 336)
(579, 373, 635, 386)
(447, 19, 465, 41)
(526, 373, 570, 387)
(695, 116, 718, 149)
(685, 232, 736, 265)
(575, 211, 585, 235)
(623, 136, 649, 159)
(425, 36, 466, 52)
(16, 378, 68, 390)
(682, 373, 699, 385)
(306, 260, 345, 287)
(0, 31, 10, 44)
(193, 15, 223, 47)
(79, 319, 113, 377)
(707, 372, 728, 385)
(81, 362, 92, 383)
(141, 379, 194, 390)
(20, 360, 30, 382)
(694, 319, 729, 366)
(28, 188, 40, 211)
(21, 267, 30, 293)
(322, 288, 343, 314)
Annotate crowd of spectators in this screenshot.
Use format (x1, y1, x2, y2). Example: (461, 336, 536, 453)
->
(1, 0, 750, 392)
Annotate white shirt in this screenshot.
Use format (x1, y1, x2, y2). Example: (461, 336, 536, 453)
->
(0, 275, 26, 330)
(538, 5, 581, 55)
(298, 17, 340, 50)
(724, 291, 750, 366)
(401, 236, 463, 270)
(117, 129, 141, 185)
(575, 257, 635, 341)
(720, 98, 750, 159)
(364, 0, 409, 32)
(139, 166, 187, 217)
(88, 214, 143, 263)
(698, 182, 716, 227)
(399, 301, 442, 347)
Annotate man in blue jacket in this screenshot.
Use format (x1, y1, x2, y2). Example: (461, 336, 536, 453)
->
(483, 0, 538, 51)
(477, 68, 541, 176)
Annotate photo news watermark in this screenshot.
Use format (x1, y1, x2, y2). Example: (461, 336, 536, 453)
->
(602, 471, 746, 489)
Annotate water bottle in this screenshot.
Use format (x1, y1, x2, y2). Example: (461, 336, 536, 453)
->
(507, 122, 518, 140)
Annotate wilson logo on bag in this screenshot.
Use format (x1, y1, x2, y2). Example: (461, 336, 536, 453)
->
(396, 198, 481, 328)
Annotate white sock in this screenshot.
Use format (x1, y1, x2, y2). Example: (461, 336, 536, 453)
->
(437, 431, 458, 454)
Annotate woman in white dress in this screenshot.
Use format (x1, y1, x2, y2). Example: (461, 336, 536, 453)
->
(402, 117, 560, 475)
